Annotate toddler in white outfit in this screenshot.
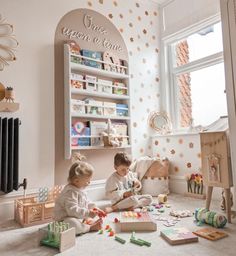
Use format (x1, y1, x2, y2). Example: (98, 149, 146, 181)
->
(54, 161, 104, 235)
(105, 152, 152, 213)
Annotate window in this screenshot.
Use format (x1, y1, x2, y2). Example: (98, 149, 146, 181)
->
(164, 21, 228, 130)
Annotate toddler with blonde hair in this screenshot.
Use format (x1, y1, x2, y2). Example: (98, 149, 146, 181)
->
(54, 161, 104, 235)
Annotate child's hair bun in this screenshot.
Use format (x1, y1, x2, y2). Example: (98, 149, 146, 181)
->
(72, 152, 86, 163)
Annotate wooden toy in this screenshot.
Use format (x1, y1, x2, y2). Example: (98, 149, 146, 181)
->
(98, 229, 103, 234)
(115, 236, 126, 244)
(170, 209, 193, 218)
(120, 211, 157, 231)
(193, 227, 228, 241)
(158, 194, 168, 204)
(137, 238, 151, 247)
(109, 231, 115, 236)
(92, 208, 107, 218)
(160, 227, 199, 245)
(39, 221, 75, 252)
(130, 238, 144, 246)
(105, 225, 110, 230)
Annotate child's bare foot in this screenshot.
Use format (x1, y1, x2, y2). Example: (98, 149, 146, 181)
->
(89, 218, 103, 232)
(105, 206, 114, 213)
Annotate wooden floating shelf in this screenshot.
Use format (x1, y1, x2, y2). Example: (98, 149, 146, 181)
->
(0, 102, 20, 112)
(71, 145, 131, 150)
(184, 192, 206, 199)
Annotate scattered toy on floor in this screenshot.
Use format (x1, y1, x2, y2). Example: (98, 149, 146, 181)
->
(158, 194, 168, 204)
(170, 209, 193, 218)
(195, 208, 227, 228)
(114, 217, 119, 223)
(115, 236, 126, 244)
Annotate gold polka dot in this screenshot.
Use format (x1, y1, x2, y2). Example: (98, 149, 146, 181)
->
(166, 138, 170, 143)
(156, 77, 159, 82)
(129, 23, 133, 27)
(156, 153, 160, 157)
(130, 74, 134, 78)
(197, 153, 201, 158)
(138, 16, 141, 21)
(108, 14, 113, 19)
(87, 1, 92, 6)
(178, 138, 183, 144)
(129, 51, 132, 56)
(174, 166, 179, 172)
(139, 97, 143, 102)
(187, 162, 192, 168)
(156, 93, 160, 98)
(146, 108, 150, 113)
(155, 140, 159, 146)
(113, 1, 118, 6)
(140, 148, 144, 154)
(133, 122, 137, 127)
(162, 147, 166, 152)
(145, 43, 149, 47)
(119, 14, 123, 18)
(148, 145, 151, 150)
(179, 153, 184, 158)
(142, 58, 146, 63)
(189, 142, 194, 148)
(143, 29, 147, 34)
(137, 47, 141, 51)
(141, 83, 144, 87)
(99, 0, 103, 4)
(150, 21, 153, 25)
(145, 11, 149, 15)
(119, 28, 123, 33)
(143, 133, 147, 138)
(155, 48, 159, 53)
(171, 149, 175, 154)
(129, 9, 133, 14)
(137, 35, 141, 39)
(136, 3, 140, 7)
(154, 11, 158, 16)
(130, 37, 134, 42)
(152, 35, 156, 40)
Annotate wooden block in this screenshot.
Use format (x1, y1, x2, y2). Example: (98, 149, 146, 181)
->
(60, 227, 76, 252)
(193, 228, 228, 241)
(120, 211, 157, 232)
(160, 227, 198, 245)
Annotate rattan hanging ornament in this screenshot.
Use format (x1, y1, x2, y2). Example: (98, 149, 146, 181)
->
(0, 14, 19, 71)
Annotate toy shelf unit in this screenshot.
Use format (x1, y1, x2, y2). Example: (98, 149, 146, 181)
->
(64, 44, 131, 159)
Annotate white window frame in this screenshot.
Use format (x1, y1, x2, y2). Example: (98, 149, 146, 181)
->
(161, 13, 224, 133)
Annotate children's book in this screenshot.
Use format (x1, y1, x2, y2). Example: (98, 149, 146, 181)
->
(160, 227, 198, 245)
(193, 228, 228, 241)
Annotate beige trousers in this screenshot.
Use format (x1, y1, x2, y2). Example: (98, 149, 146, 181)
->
(114, 194, 152, 210)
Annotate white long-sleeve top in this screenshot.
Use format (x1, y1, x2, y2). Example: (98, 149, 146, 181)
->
(105, 171, 139, 204)
(54, 184, 95, 221)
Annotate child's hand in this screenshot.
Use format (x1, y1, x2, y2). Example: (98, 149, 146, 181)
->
(88, 209, 97, 218)
(92, 207, 107, 218)
(123, 191, 133, 198)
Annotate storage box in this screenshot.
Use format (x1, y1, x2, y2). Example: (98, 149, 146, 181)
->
(71, 99, 85, 114)
(97, 79, 113, 94)
(14, 186, 63, 227)
(103, 102, 116, 116)
(70, 73, 84, 90)
(81, 49, 102, 69)
(85, 98, 103, 115)
(116, 103, 128, 116)
(85, 75, 97, 92)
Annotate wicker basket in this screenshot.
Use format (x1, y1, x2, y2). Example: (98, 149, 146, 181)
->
(14, 185, 63, 227)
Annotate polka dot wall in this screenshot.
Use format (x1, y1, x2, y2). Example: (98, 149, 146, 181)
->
(152, 134, 202, 176)
(83, 0, 161, 158)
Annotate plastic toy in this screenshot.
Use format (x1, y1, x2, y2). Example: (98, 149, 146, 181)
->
(92, 208, 107, 218)
(38, 187, 49, 202)
(129, 232, 151, 247)
(105, 225, 110, 230)
(98, 229, 103, 234)
(158, 194, 168, 204)
(109, 230, 115, 236)
(115, 236, 126, 244)
(195, 208, 227, 228)
(114, 217, 119, 223)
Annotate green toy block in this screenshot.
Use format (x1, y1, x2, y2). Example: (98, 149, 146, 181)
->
(137, 238, 151, 247)
(131, 231, 136, 239)
(107, 228, 112, 232)
(98, 229, 103, 234)
(130, 238, 144, 246)
(115, 236, 126, 244)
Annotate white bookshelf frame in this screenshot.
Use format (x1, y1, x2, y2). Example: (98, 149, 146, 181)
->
(64, 44, 131, 159)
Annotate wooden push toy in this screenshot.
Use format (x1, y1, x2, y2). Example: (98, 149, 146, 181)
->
(120, 211, 157, 231)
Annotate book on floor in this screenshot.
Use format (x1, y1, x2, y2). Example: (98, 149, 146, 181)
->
(193, 228, 228, 241)
(160, 227, 199, 245)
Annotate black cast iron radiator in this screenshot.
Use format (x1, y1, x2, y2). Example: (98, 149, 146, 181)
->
(0, 117, 20, 193)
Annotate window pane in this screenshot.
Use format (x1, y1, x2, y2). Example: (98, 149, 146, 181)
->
(177, 63, 227, 127)
(173, 23, 223, 67)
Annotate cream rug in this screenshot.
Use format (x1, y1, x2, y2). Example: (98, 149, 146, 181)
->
(0, 194, 235, 256)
